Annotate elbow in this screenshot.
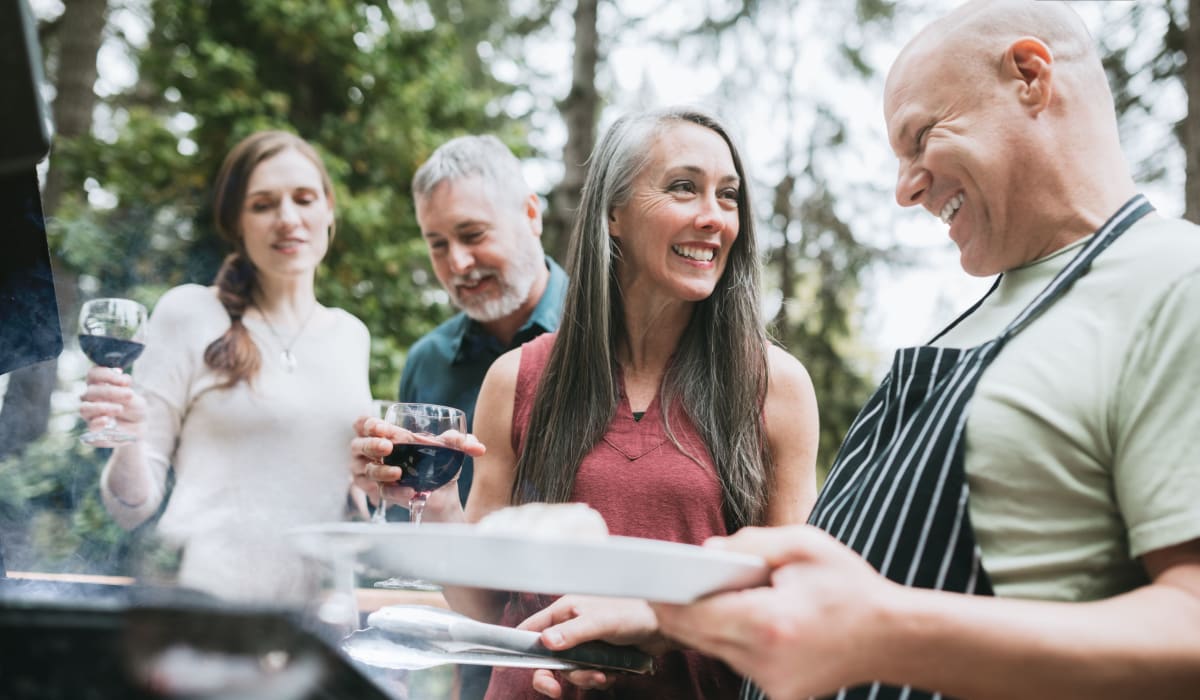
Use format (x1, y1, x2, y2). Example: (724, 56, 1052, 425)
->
(99, 489, 156, 530)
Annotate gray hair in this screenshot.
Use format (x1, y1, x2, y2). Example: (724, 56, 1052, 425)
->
(513, 106, 773, 532)
(411, 134, 531, 209)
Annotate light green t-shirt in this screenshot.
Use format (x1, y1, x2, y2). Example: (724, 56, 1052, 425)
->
(933, 215, 1200, 601)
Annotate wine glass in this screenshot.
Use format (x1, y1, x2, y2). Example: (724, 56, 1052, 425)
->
(79, 297, 148, 446)
(373, 402, 466, 591)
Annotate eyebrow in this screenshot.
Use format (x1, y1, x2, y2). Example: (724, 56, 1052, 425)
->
(245, 185, 319, 198)
(422, 220, 487, 239)
(665, 165, 740, 184)
(889, 108, 924, 156)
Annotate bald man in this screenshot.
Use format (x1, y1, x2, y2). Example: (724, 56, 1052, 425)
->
(522, 2, 1200, 699)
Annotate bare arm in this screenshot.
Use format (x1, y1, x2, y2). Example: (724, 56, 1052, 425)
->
(762, 345, 820, 526)
(870, 538, 1200, 699)
(654, 527, 1200, 700)
(80, 366, 165, 529)
(439, 348, 524, 624)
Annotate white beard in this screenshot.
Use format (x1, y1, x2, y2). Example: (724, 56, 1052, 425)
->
(452, 241, 544, 323)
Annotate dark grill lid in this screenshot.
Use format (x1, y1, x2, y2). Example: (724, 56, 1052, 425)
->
(0, 578, 393, 700)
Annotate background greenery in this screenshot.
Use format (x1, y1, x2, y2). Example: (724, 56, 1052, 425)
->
(2, 0, 1195, 588)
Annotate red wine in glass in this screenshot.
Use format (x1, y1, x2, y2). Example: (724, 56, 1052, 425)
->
(78, 336, 145, 370)
(382, 443, 466, 500)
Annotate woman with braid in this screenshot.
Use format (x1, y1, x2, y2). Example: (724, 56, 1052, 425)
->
(353, 106, 820, 698)
(81, 130, 370, 603)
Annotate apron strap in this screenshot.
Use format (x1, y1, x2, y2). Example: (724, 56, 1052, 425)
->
(1000, 195, 1153, 339)
(924, 195, 1153, 346)
(927, 275, 1002, 345)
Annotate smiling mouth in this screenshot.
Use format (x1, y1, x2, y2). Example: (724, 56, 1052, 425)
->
(940, 193, 964, 225)
(672, 244, 715, 262)
(457, 275, 495, 293)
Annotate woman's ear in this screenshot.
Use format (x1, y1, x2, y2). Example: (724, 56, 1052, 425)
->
(1005, 37, 1053, 113)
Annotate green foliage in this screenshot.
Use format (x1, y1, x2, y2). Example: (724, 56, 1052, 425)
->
(0, 420, 123, 574)
(83, 0, 519, 384)
(14, 0, 523, 576)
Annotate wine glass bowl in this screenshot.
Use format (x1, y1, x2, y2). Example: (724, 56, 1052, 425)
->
(378, 403, 466, 524)
(79, 297, 148, 446)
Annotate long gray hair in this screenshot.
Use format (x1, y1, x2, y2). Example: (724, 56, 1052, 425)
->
(512, 106, 771, 532)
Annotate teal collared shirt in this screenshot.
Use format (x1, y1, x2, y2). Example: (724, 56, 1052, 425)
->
(396, 256, 567, 506)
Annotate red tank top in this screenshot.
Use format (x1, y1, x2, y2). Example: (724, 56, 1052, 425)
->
(484, 333, 741, 700)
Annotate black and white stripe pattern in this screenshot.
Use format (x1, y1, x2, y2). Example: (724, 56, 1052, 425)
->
(741, 196, 1152, 700)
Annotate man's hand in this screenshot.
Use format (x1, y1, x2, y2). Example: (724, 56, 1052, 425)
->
(652, 525, 895, 700)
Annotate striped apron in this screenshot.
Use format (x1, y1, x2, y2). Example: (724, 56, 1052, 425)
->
(741, 195, 1153, 700)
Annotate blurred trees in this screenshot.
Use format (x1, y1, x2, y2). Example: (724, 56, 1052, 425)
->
(652, 0, 905, 472)
(2, 0, 520, 574)
(7, 0, 1192, 577)
(1097, 0, 1198, 221)
(89, 0, 520, 394)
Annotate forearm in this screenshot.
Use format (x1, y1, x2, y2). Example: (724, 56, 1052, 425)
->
(99, 443, 164, 529)
(441, 585, 510, 625)
(872, 583, 1200, 698)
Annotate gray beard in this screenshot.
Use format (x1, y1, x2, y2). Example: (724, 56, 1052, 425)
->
(456, 247, 543, 324)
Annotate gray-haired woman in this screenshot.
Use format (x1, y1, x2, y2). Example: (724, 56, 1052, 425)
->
(355, 106, 819, 699)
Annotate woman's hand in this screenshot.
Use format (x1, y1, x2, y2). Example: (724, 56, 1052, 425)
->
(348, 415, 486, 520)
(79, 367, 147, 445)
(518, 595, 670, 698)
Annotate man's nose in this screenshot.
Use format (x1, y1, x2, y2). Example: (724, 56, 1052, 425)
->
(895, 160, 929, 208)
(447, 242, 474, 274)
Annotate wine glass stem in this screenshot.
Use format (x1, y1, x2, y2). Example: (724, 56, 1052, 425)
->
(372, 482, 389, 524)
(409, 495, 428, 526)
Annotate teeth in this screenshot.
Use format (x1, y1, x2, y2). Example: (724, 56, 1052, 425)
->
(940, 193, 964, 224)
(672, 245, 714, 262)
(457, 273, 490, 289)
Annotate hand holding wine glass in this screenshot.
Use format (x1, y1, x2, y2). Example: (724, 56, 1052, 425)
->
(349, 407, 485, 518)
(378, 403, 468, 524)
(77, 298, 149, 446)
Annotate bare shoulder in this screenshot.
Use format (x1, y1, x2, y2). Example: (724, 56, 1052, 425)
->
(464, 348, 524, 523)
(766, 343, 815, 398)
(763, 344, 820, 523)
(474, 347, 524, 441)
(763, 344, 819, 441)
(481, 346, 523, 395)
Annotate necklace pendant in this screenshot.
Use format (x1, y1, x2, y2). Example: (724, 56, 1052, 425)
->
(281, 349, 297, 373)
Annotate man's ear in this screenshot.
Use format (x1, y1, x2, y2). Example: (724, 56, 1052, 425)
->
(524, 192, 543, 237)
(1004, 37, 1053, 113)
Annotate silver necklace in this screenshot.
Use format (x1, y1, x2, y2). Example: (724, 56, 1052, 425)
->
(256, 303, 318, 373)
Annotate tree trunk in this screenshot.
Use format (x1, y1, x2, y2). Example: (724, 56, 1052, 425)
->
(1185, 0, 1200, 224)
(772, 173, 796, 336)
(0, 0, 107, 461)
(42, 0, 107, 215)
(543, 0, 600, 261)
